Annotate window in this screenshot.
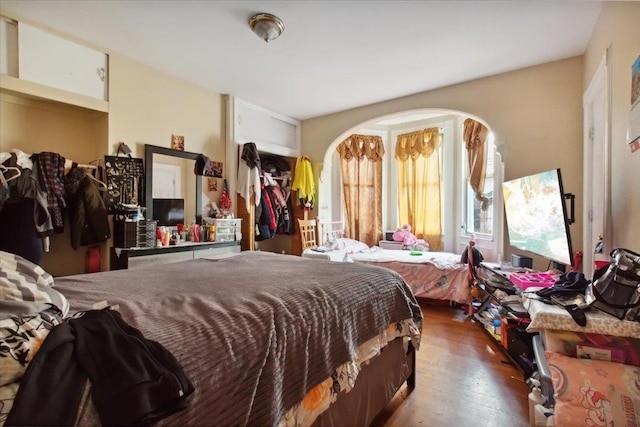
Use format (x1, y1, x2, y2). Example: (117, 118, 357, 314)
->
(463, 132, 494, 237)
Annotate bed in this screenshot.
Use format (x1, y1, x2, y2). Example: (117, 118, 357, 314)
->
(302, 220, 471, 306)
(0, 250, 422, 426)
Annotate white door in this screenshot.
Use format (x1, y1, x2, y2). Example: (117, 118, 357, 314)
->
(583, 52, 611, 277)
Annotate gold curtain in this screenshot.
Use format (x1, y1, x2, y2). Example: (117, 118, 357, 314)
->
(395, 128, 442, 251)
(336, 134, 385, 247)
(463, 118, 490, 210)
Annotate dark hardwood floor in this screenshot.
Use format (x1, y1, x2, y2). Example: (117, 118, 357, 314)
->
(371, 299, 530, 427)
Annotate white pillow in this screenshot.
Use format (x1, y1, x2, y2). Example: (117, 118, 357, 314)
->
(0, 251, 69, 317)
(326, 238, 369, 254)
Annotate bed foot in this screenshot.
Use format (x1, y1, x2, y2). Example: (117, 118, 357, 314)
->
(406, 342, 416, 389)
(406, 371, 416, 389)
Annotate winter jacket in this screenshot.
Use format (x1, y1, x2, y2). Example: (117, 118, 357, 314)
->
(68, 174, 111, 249)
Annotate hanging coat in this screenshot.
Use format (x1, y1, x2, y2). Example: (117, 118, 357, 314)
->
(236, 143, 261, 211)
(291, 157, 315, 208)
(67, 174, 111, 249)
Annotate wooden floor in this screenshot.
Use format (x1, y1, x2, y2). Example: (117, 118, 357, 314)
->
(371, 299, 530, 427)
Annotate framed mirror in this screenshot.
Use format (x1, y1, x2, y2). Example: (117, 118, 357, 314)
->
(144, 144, 202, 226)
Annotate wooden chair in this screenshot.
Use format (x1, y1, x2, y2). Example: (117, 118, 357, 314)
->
(298, 219, 318, 250)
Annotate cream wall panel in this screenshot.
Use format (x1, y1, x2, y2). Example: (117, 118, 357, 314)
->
(107, 54, 226, 224)
(584, 2, 640, 253)
(301, 57, 584, 271)
(107, 54, 224, 163)
(0, 93, 105, 160)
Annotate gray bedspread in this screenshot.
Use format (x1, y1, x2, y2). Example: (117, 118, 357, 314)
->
(54, 251, 422, 426)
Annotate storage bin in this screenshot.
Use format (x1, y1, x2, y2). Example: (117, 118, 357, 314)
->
(379, 240, 403, 250)
(509, 272, 557, 290)
(213, 218, 242, 242)
(113, 220, 156, 248)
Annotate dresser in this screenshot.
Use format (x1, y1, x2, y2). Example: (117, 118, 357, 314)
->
(110, 241, 241, 270)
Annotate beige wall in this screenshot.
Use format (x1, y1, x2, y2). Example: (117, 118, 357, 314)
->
(302, 57, 584, 270)
(108, 54, 226, 236)
(584, 2, 640, 253)
(1, 49, 225, 275)
(108, 54, 225, 162)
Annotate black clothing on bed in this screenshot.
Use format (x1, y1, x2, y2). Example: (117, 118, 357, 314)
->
(7, 308, 194, 426)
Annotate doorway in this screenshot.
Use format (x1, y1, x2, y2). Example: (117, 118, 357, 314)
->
(582, 51, 611, 277)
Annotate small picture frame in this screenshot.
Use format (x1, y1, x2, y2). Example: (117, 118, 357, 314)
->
(208, 178, 218, 191)
(171, 134, 185, 151)
(210, 161, 223, 178)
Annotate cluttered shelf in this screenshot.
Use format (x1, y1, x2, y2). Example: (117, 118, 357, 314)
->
(472, 262, 538, 378)
(521, 254, 640, 427)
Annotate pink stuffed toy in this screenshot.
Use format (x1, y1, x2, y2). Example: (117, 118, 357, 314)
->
(392, 224, 429, 249)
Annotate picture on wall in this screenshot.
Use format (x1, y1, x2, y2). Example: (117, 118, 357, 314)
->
(210, 161, 223, 178)
(208, 178, 218, 191)
(171, 134, 185, 151)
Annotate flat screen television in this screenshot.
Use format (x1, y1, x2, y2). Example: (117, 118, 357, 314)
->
(502, 168, 573, 268)
(152, 198, 185, 226)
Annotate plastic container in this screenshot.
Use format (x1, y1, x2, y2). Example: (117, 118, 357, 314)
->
(528, 379, 546, 427)
(379, 240, 403, 250)
(534, 404, 553, 427)
(510, 273, 557, 290)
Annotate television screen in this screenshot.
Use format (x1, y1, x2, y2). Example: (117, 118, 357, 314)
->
(502, 168, 573, 267)
(152, 198, 185, 226)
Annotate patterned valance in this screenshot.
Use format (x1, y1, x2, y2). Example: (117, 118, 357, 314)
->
(395, 128, 441, 161)
(336, 134, 385, 162)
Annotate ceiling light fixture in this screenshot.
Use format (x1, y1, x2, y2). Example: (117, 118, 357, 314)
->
(249, 13, 285, 43)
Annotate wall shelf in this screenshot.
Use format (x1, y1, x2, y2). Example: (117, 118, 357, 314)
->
(0, 74, 108, 113)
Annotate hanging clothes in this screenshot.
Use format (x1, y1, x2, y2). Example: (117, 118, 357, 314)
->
(33, 152, 67, 233)
(0, 199, 45, 264)
(255, 184, 272, 242)
(291, 156, 315, 209)
(236, 143, 261, 212)
(1, 153, 54, 258)
(0, 167, 10, 211)
(65, 167, 111, 250)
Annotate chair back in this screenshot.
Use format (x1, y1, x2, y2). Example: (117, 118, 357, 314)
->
(298, 219, 318, 250)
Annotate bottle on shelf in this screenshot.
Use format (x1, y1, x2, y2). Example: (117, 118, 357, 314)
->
(528, 379, 546, 427)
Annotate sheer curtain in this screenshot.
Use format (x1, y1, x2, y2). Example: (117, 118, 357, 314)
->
(463, 118, 490, 210)
(395, 128, 442, 250)
(336, 134, 384, 247)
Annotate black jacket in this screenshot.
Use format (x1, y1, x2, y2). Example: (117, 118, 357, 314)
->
(68, 175, 111, 249)
(7, 309, 194, 426)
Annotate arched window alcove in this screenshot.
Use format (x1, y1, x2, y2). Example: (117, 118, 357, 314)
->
(317, 108, 505, 261)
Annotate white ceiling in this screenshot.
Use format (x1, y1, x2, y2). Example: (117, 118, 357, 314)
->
(1, 1, 603, 121)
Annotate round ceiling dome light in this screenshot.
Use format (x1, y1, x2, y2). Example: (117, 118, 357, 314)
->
(249, 13, 285, 43)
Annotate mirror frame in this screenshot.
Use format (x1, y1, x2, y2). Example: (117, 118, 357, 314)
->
(145, 144, 202, 225)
